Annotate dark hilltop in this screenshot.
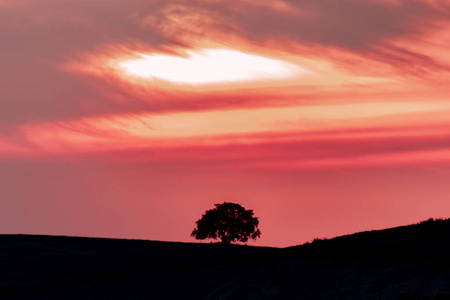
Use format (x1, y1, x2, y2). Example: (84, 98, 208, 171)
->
(1, 218, 450, 299)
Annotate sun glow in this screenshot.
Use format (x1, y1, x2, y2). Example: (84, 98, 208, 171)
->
(119, 49, 307, 84)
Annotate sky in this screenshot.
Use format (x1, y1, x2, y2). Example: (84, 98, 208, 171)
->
(1, 0, 450, 247)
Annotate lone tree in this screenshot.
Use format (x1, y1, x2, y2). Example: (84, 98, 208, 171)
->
(191, 202, 261, 244)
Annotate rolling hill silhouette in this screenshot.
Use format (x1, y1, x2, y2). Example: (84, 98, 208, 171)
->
(1, 219, 449, 299)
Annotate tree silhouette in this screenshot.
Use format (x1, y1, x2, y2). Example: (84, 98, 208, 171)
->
(191, 202, 261, 244)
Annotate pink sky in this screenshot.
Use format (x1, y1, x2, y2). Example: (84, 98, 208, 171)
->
(1, 0, 450, 247)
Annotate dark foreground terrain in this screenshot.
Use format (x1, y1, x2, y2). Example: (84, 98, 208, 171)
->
(1, 219, 450, 299)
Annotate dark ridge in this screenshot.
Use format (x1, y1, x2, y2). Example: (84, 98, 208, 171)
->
(284, 218, 450, 261)
(1, 219, 450, 299)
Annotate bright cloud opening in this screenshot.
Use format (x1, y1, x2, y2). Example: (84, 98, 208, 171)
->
(118, 49, 308, 84)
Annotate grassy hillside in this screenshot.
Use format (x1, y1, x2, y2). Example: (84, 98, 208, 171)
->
(1, 219, 450, 299)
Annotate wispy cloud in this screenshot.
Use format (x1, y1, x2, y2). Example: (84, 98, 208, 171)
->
(1, 0, 449, 127)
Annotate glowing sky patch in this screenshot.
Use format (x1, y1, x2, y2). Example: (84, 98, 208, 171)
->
(119, 49, 307, 84)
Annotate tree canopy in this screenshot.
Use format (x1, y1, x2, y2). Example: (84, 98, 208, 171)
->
(191, 202, 261, 244)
